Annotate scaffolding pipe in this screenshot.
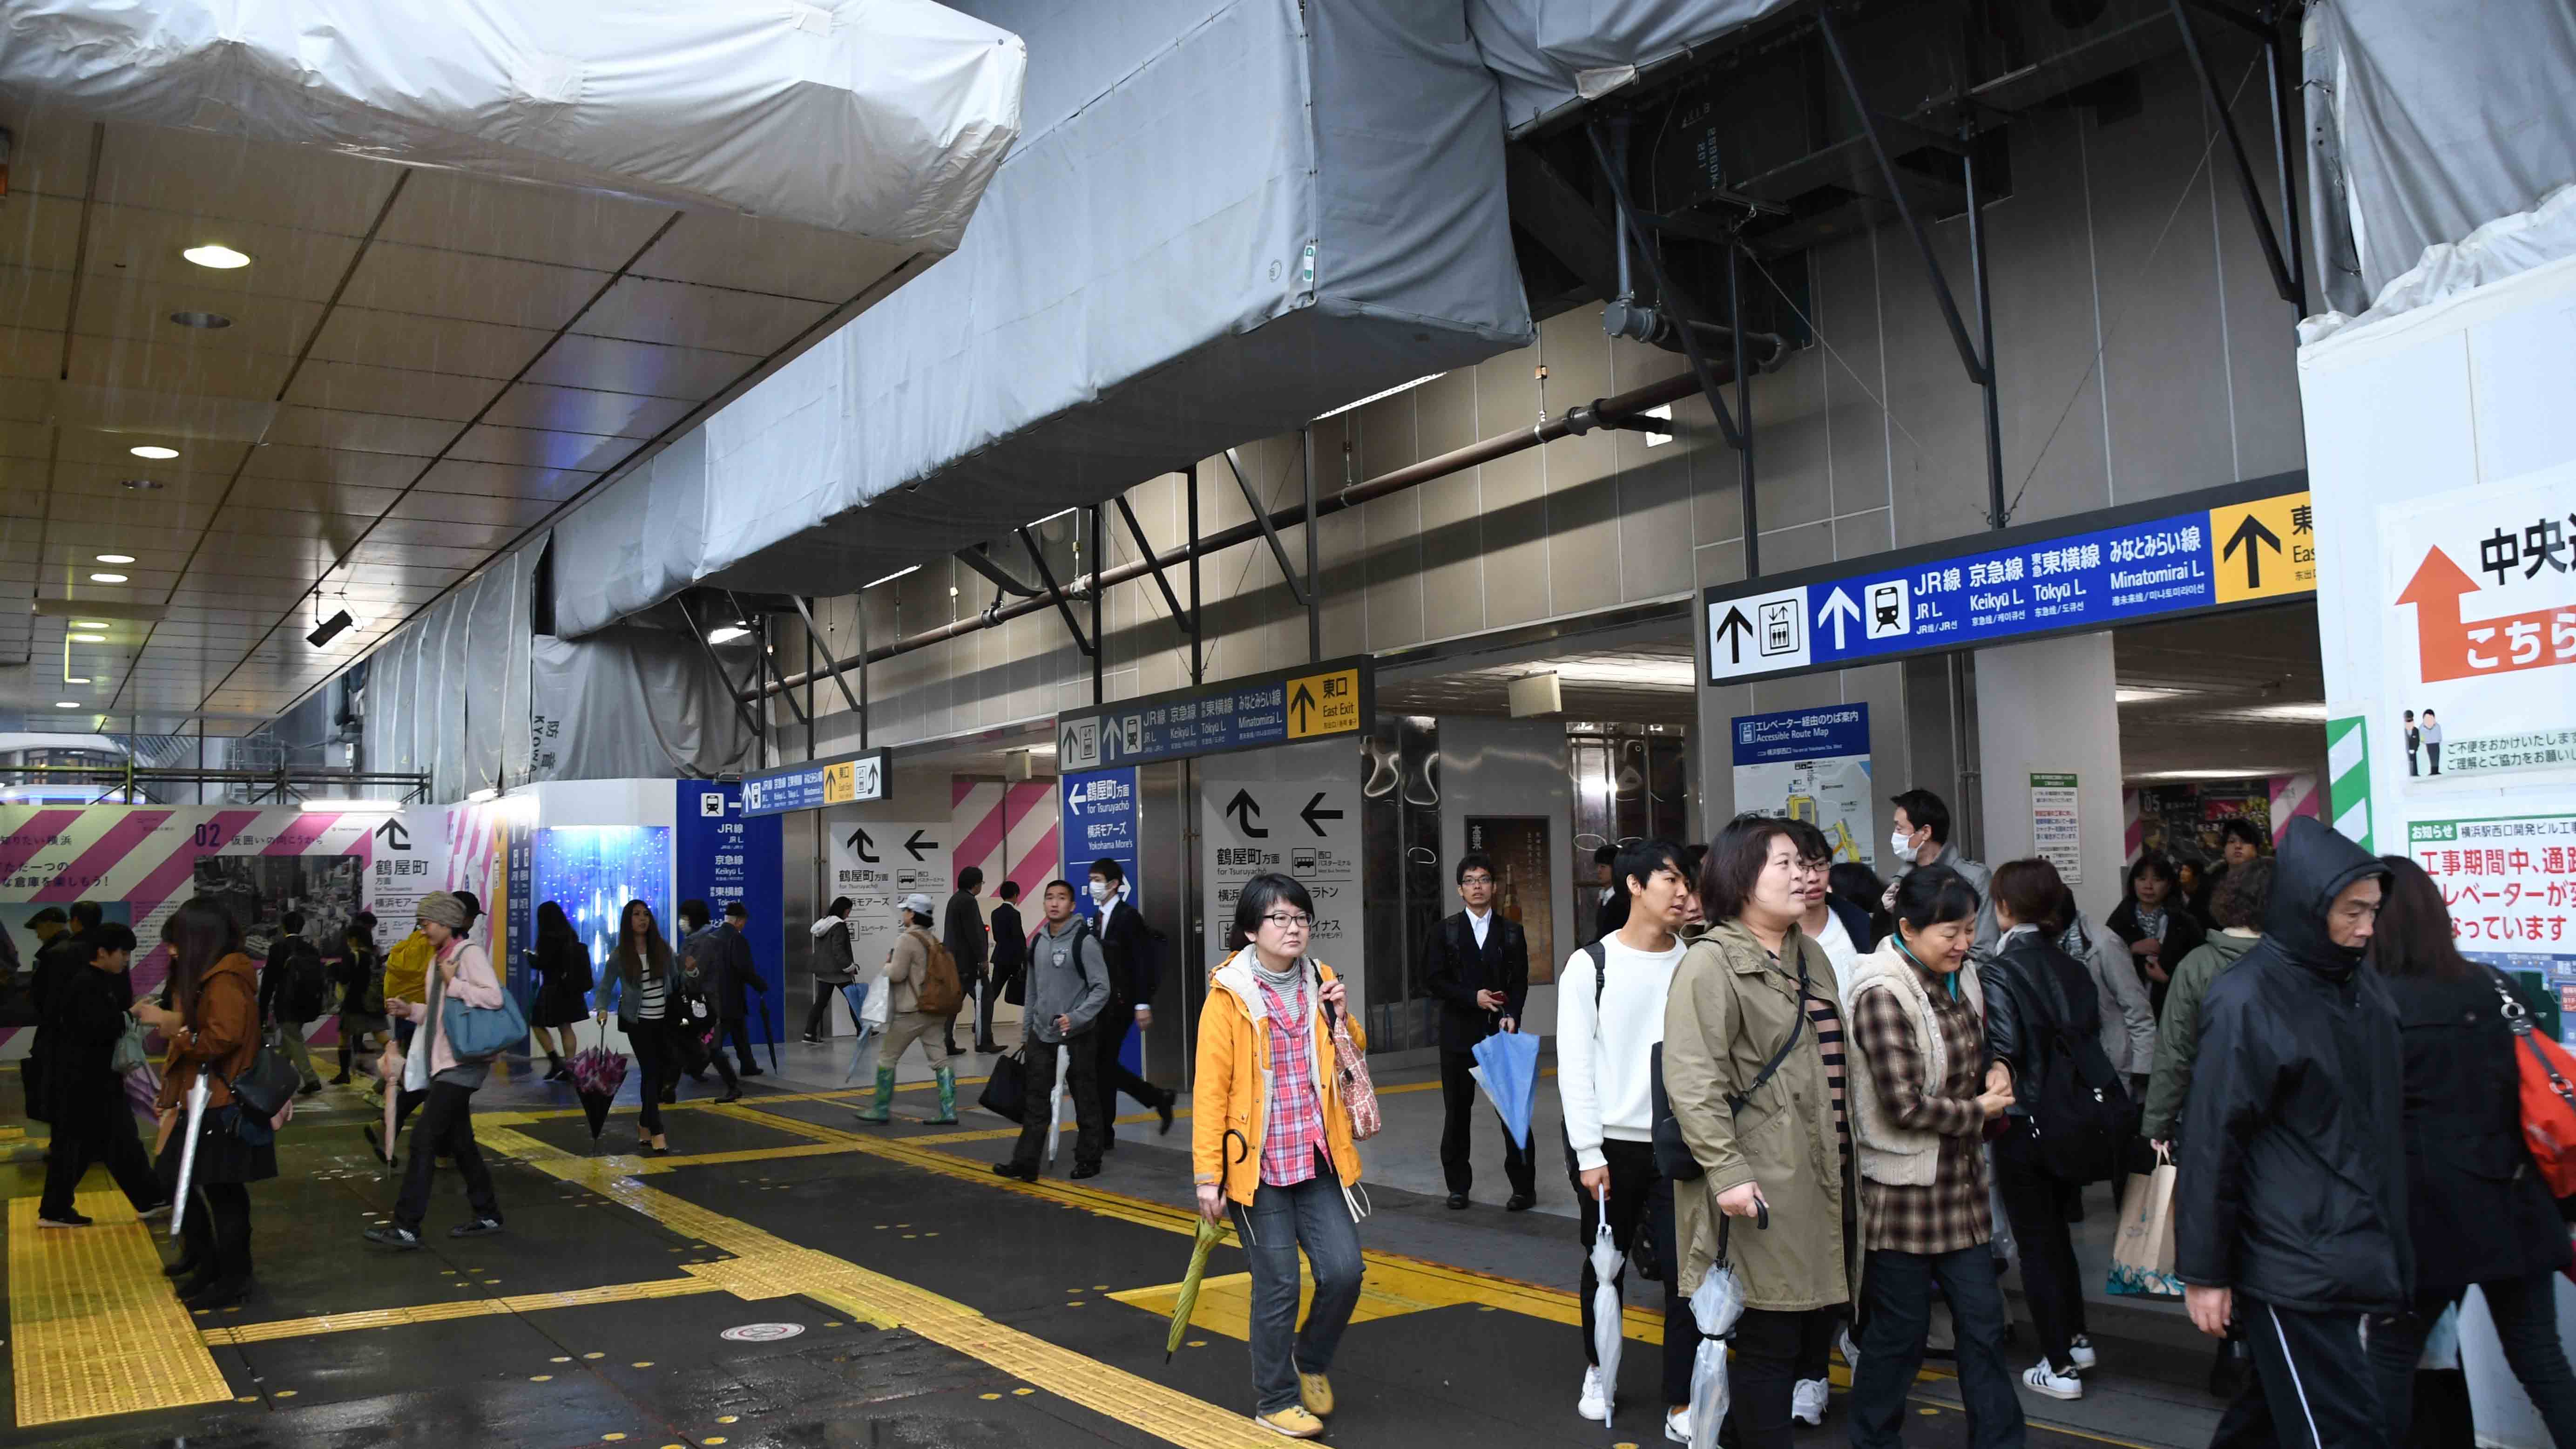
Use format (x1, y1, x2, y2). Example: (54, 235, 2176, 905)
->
(751, 368, 1711, 700)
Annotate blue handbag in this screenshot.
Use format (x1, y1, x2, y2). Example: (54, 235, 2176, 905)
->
(442, 987, 528, 1063)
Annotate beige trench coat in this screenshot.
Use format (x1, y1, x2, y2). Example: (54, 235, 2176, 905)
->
(1664, 920, 1861, 1312)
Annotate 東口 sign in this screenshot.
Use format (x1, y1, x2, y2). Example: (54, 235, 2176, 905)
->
(1055, 657, 1374, 771)
(1704, 478, 2315, 684)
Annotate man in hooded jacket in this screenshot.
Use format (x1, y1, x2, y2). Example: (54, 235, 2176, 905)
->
(2175, 817, 2402, 1448)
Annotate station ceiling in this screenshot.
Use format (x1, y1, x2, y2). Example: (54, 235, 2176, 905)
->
(0, 106, 925, 730)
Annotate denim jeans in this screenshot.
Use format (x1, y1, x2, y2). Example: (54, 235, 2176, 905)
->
(1234, 1168, 1365, 1415)
(1851, 1246, 2027, 1449)
(2367, 1273, 2576, 1449)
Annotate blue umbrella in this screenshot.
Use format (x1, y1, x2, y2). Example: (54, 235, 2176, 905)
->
(1469, 1028, 1540, 1149)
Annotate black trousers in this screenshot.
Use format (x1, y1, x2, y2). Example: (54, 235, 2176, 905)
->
(1566, 1138, 1694, 1407)
(392, 1082, 499, 1232)
(2209, 1295, 2388, 1449)
(803, 986, 843, 1039)
(39, 1107, 162, 1218)
(2429, 743, 2442, 773)
(1993, 1125, 2086, 1373)
(173, 1181, 250, 1284)
(629, 1017, 681, 1137)
(1731, 1306, 1844, 1448)
(1091, 1006, 1168, 1136)
(2367, 1274, 2576, 1449)
(973, 969, 1007, 1046)
(1439, 1047, 1534, 1197)
(946, 970, 983, 1048)
(1007, 1035, 1104, 1171)
(713, 1013, 761, 1075)
(1850, 1246, 2026, 1449)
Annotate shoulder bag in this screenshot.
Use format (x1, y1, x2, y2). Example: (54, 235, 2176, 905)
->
(1322, 966, 1381, 1141)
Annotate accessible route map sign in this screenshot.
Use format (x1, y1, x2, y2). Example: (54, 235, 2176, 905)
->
(1704, 477, 2315, 684)
(1055, 657, 1373, 771)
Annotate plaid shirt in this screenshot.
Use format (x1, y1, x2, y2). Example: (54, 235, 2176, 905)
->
(1256, 976, 1327, 1187)
(1851, 968, 1994, 1255)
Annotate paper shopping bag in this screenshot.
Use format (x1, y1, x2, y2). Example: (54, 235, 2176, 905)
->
(2105, 1162, 2183, 1299)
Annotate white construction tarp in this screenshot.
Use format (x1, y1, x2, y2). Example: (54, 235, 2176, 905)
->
(1468, 0, 1797, 135)
(0, 0, 1024, 247)
(360, 549, 536, 802)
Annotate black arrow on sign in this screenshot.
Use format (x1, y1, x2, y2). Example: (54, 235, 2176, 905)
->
(1224, 789, 1268, 838)
(1288, 682, 1319, 732)
(2222, 513, 2282, 589)
(373, 818, 410, 852)
(904, 829, 937, 862)
(845, 827, 878, 863)
(1713, 605, 1755, 664)
(1299, 792, 1343, 837)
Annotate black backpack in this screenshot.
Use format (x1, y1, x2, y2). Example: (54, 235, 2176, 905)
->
(283, 938, 329, 1022)
(2015, 952, 2137, 1184)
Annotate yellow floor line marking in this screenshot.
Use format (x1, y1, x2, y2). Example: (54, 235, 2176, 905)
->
(9, 1191, 232, 1427)
(201, 1276, 725, 1346)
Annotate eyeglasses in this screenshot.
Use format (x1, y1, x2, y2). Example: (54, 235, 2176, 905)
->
(1458, 874, 1495, 887)
(1261, 912, 1313, 931)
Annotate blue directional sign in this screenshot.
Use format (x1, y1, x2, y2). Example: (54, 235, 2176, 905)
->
(1704, 476, 2314, 684)
(741, 747, 891, 818)
(1054, 657, 1374, 771)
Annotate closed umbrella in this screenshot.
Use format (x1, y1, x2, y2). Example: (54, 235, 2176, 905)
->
(1468, 1029, 1539, 1149)
(1163, 1214, 1232, 1361)
(166, 1072, 210, 1238)
(842, 983, 879, 1084)
(1589, 1182, 1623, 1425)
(1045, 1044, 1071, 1166)
(569, 1021, 629, 1145)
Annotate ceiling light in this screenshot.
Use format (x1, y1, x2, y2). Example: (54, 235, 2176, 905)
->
(168, 311, 231, 330)
(865, 564, 921, 589)
(120, 478, 162, 492)
(183, 244, 250, 269)
(88, 572, 128, 583)
(128, 445, 178, 460)
(299, 799, 402, 813)
(95, 553, 135, 564)
(2231, 702, 2330, 723)
(53, 701, 79, 709)
(63, 678, 89, 685)
(2116, 686, 2195, 705)
(466, 788, 499, 803)
(68, 633, 106, 643)
(72, 620, 108, 630)
(706, 623, 750, 644)
(306, 609, 354, 648)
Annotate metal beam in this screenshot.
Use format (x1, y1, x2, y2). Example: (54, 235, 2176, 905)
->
(1115, 496, 1190, 636)
(1186, 463, 1203, 686)
(790, 595, 865, 718)
(1089, 505, 1105, 704)
(1225, 447, 1308, 606)
(956, 543, 1040, 597)
(676, 594, 770, 743)
(2170, 0, 2302, 309)
(1018, 524, 1093, 656)
(1727, 238, 1758, 579)
(1586, 121, 1748, 454)
(1301, 429, 1321, 662)
(733, 598, 807, 731)
(1962, 131, 2008, 529)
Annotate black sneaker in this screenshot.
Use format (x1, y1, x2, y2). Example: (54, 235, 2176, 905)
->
(448, 1217, 504, 1239)
(740, 1068, 765, 1078)
(298, 1078, 325, 1097)
(137, 1200, 173, 1223)
(364, 1225, 422, 1250)
(1069, 1164, 1102, 1180)
(328, 1073, 353, 1085)
(991, 1162, 1037, 1182)
(37, 1211, 93, 1228)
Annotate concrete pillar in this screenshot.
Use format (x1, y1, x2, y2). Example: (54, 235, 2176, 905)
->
(1975, 632, 2126, 919)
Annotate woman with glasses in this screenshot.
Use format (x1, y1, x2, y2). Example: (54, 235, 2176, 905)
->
(1192, 873, 1367, 1440)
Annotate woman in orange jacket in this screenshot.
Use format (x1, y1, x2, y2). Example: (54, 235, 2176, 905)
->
(1191, 873, 1366, 1440)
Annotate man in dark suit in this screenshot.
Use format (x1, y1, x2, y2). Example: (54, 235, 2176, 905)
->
(1590, 844, 1628, 943)
(1423, 852, 1535, 1211)
(941, 867, 990, 1055)
(1088, 858, 1178, 1145)
(984, 881, 1026, 1053)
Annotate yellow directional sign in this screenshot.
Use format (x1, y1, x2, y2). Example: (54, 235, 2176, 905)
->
(1285, 667, 1361, 739)
(821, 760, 856, 805)
(2210, 490, 2317, 604)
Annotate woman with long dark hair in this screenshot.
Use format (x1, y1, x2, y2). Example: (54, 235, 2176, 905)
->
(2106, 852, 2203, 1018)
(1191, 872, 1366, 1439)
(129, 896, 271, 1308)
(2363, 856, 2576, 1446)
(595, 900, 681, 1153)
(528, 901, 591, 1081)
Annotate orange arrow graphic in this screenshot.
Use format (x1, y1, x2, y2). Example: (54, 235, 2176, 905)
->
(2397, 546, 2576, 682)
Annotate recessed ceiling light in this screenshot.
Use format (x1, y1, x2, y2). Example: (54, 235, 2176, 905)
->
(95, 553, 135, 564)
(168, 310, 232, 330)
(183, 244, 250, 269)
(89, 572, 128, 583)
(128, 445, 178, 460)
(72, 620, 108, 629)
(53, 700, 79, 709)
(68, 633, 106, 643)
(120, 478, 163, 492)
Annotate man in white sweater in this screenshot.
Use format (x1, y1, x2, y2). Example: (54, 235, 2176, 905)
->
(1557, 840, 1697, 1428)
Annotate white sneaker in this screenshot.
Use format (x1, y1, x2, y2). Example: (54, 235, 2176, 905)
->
(1792, 1377, 1829, 1425)
(2022, 1361, 2084, 1401)
(2069, 1334, 2097, 1370)
(1578, 1366, 1609, 1423)
(1664, 1406, 1692, 1443)
(1838, 1323, 1863, 1372)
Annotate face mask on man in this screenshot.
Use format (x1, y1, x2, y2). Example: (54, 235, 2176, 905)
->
(1089, 880, 1113, 905)
(1891, 828, 1917, 860)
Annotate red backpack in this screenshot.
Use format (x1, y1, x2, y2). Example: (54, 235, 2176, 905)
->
(2498, 976, 2576, 1198)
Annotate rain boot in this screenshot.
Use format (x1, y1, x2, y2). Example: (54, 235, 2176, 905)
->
(928, 1065, 959, 1125)
(853, 1066, 896, 1124)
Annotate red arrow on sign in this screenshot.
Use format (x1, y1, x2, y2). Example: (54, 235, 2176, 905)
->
(2396, 546, 2576, 682)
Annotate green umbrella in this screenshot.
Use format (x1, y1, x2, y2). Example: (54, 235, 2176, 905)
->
(1165, 1214, 1233, 1361)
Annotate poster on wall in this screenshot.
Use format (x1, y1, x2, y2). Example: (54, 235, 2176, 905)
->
(1465, 816, 1555, 987)
(1730, 705, 1873, 864)
(531, 825, 672, 976)
(825, 813, 948, 982)
(2409, 813, 2576, 1045)
(2131, 781, 2275, 867)
(2029, 773, 2082, 884)
(676, 782, 784, 1042)
(2382, 467, 2576, 786)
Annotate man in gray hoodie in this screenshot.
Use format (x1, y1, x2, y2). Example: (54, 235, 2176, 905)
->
(994, 880, 1111, 1182)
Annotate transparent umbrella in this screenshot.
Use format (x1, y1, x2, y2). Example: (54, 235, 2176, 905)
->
(1589, 1182, 1623, 1424)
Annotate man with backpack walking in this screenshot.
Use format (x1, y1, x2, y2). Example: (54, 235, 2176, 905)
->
(2176, 818, 2401, 1449)
(257, 910, 329, 1097)
(854, 894, 962, 1126)
(993, 880, 1111, 1181)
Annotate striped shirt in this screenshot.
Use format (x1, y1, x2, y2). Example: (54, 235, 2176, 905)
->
(636, 962, 667, 1021)
(1804, 981, 1851, 1168)
(1255, 975, 1327, 1187)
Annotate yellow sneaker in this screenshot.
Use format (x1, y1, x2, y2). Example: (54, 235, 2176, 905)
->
(1255, 1405, 1325, 1438)
(1298, 1371, 1335, 1417)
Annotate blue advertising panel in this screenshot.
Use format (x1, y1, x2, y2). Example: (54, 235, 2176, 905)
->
(1704, 476, 2314, 684)
(531, 825, 670, 1010)
(676, 781, 786, 1044)
(1061, 767, 1144, 1075)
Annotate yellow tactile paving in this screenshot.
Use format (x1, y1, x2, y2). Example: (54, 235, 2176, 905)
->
(202, 1275, 725, 1346)
(9, 1191, 233, 1427)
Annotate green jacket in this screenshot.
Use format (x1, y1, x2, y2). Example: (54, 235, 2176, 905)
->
(1665, 921, 1857, 1312)
(2140, 928, 2261, 1141)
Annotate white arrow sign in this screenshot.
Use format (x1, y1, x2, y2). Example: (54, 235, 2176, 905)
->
(1818, 587, 1863, 650)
